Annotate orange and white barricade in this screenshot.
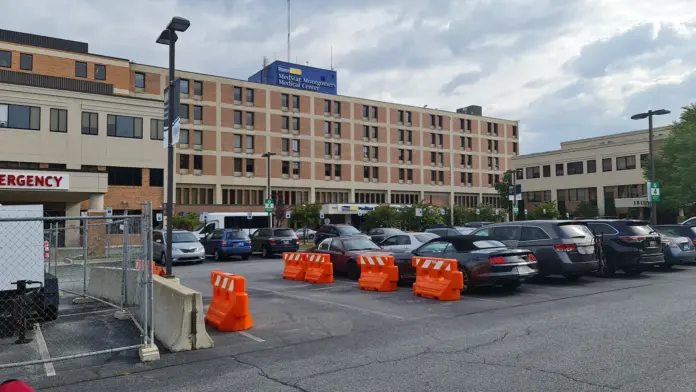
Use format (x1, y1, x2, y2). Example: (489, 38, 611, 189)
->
(205, 271, 254, 332)
(412, 257, 463, 301)
(357, 254, 399, 292)
(282, 252, 307, 281)
(304, 253, 334, 284)
(152, 262, 166, 276)
(44, 240, 49, 259)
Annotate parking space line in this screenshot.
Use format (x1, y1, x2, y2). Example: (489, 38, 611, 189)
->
(238, 331, 265, 343)
(535, 286, 584, 293)
(520, 292, 555, 299)
(33, 323, 56, 377)
(309, 285, 347, 291)
(251, 287, 405, 319)
(58, 309, 113, 318)
(465, 296, 509, 304)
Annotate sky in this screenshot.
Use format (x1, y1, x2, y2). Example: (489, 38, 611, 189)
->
(3, 0, 696, 154)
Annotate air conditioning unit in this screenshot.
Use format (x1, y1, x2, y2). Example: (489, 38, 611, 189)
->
(194, 144, 202, 151)
(194, 169, 202, 176)
(180, 169, 189, 175)
(246, 172, 254, 178)
(233, 171, 241, 177)
(292, 174, 299, 179)
(234, 124, 242, 129)
(399, 179, 404, 184)
(282, 174, 289, 179)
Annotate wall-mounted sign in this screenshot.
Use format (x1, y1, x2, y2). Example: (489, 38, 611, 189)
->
(0, 171, 69, 190)
(615, 198, 651, 208)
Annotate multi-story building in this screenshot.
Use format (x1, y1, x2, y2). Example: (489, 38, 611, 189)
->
(0, 29, 518, 235)
(511, 127, 670, 218)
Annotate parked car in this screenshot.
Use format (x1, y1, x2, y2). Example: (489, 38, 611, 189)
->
(658, 234, 696, 267)
(312, 236, 386, 280)
(425, 226, 475, 237)
(581, 219, 665, 276)
(367, 228, 404, 244)
(200, 229, 251, 261)
(295, 228, 317, 241)
(464, 222, 492, 228)
(682, 217, 696, 226)
(153, 230, 205, 265)
(314, 224, 365, 245)
(470, 220, 598, 281)
(654, 225, 696, 247)
(392, 235, 538, 291)
(379, 232, 439, 252)
(250, 228, 299, 258)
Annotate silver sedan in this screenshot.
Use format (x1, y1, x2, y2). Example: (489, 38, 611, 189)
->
(378, 232, 439, 252)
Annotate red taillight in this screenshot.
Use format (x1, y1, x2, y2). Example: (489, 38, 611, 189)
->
(490, 256, 506, 265)
(528, 253, 537, 261)
(295, 237, 300, 242)
(554, 243, 577, 252)
(269, 239, 277, 244)
(692, 239, 696, 246)
(221, 240, 227, 246)
(619, 236, 646, 243)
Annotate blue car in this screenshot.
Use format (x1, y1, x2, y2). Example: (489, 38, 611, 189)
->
(201, 229, 252, 261)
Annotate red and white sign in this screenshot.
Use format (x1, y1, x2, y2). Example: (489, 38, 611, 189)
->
(0, 171, 69, 190)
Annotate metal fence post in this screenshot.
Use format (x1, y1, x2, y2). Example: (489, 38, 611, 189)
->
(82, 222, 89, 297)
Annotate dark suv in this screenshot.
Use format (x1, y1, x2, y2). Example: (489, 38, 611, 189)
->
(250, 228, 299, 258)
(581, 219, 664, 276)
(471, 220, 598, 281)
(314, 224, 364, 245)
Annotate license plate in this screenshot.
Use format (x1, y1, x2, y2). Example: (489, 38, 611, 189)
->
(649, 241, 656, 247)
(577, 246, 594, 255)
(283, 240, 289, 244)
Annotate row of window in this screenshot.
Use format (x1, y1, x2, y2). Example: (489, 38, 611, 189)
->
(179, 104, 204, 122)
(520, 154, 650, 180)
(281, 93, 301, 110)
(0, 51, 33, 71)
(107, 167, 163, 187)
(526, 185, 646, 204)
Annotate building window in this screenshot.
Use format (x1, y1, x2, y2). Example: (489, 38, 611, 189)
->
(292, 117, 299, 131)
(107, 115, 143, 139)
(194, 106, 202, 121)
(0, 104, 41, 130)
(107, 167, 142, 186)
(234, 134, 242, 149)
(587, 160, 596, 173)
(75, 61, 87, 78)
(555, 163, 564, 176)
(281, 116, 289, 130)
(193, 155, 203, 171)
(334, 101, 341, 116)
(281, 93, 289, 108)
(246, 135, 254, 150)
(246, 88, 254, 104)
(291, 95, 300, 109)
(616, 155, 636, 171)
(512, 125, 517, 137)
(245, 111, 254, 126)
(194, 130, 203, 146)
(324, 164, 331, 177)
(0, 51, 10, 68)
(567, 161, 583, 175)
(150, 119, 164, 140)
(19, 53, 32, 71)
(49, 108, 68, 133)
(334, 122, 341, 137)
(334, 164, 341, 177)
(180, 154, 190, 170)
(282, 161, 290, 175)
(525, 166, 540, 179)
(81, 112, 98, 135)
(233, 158, 242, 172)
(180, 129, 189, 145)
(193, 81, 203, 96)
(512, 142, 518, 154)
(640, 154, 649, 167)
(246, 159, 254, 173)
(293, 161, 301, 176)
(292, 139, 300, 154)
(234, 87, 242, 102)
(542, 165, 551, 178)
(602, 158, 612, 172)
(334, 143, 341, 157)
(149, 168, 164, 187)
(282, 138, 290, 153)
(94, 64, 107, 80)
(179, 104, 189, 120)
(362, 105, 369, 118)
(135, 72, 145, 89)
(179, 79, 189, 95)
(324, 100, 331, 113)
(371, 106, 378, 120)
(234, 110, 242, 125)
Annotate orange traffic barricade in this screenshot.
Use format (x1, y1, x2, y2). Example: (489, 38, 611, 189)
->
(152, 262, 165, 276)
(304, 253, 334, 284)
(357, 254, 399, 292)
(205, 271, 254, 332)
(412, 257, 463, 301)
(282, 252, 307, 281)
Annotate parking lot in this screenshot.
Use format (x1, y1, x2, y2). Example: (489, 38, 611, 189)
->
(16, 255, 696, 391)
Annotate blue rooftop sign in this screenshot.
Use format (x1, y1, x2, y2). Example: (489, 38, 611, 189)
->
(248, 61, 338, 95)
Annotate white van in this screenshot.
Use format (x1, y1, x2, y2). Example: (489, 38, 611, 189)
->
(194, 212, 268, 240)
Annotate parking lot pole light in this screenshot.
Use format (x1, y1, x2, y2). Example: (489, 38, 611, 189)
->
(631, 109, 670, 226)
(262, 152, 277, 228)
(157, 17, 190, 277)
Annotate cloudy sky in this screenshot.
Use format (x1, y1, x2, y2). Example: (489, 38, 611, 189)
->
(4, 0, 696, 154)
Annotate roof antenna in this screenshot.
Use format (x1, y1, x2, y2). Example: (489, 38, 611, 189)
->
(330, 46, 333, 70)
(287, 0, 291, 62)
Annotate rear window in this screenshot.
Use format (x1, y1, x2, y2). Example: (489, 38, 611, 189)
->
(337, 226, 360, 235)
(273, 229, 296, 237)
(226, 231, 248, 239)
(557, 224, 593, 238)
(624, 223, 654, 235)
(415, 233, 438, 243)
(691, 227, 696, 236)
(473, 240, 507, 249)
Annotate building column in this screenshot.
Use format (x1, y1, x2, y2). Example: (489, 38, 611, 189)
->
(596, 188, 606, 216)
(64, 202, 81, 248)
(89, 194, 105, 211)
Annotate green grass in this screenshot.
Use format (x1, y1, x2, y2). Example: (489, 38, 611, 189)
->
(298, 242, 315, 251)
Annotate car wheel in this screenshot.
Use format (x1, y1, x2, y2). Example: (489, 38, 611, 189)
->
(160, 252, 166, 265)
(596, 251, 615, 278)
(242, 253, 250, 261)
(623, 268, 643, 276)
(261, 246, 271, 259)
(309, 234, 315, 240)
(460, 267, 472, 293)
(214, 249, 222, 261)
(658, 262, 673, 270)
(501, 281, 521, 291)
(563, 274, 582, 281)
(347, 259, 361, 281)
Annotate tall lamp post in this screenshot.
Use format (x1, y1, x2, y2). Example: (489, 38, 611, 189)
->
(262, 152, 277, 228)
(156, 17, 190, 277)
(630, 108, 670, 226)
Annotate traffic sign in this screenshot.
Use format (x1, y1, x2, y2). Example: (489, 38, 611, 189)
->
(264, 198, 274, 213)
(415, 208, 423, 217)
(513, 206, 519, 214)
(440, 208, 446, 216)
(324, 218, 330, 224)
(319, 212, 325, 219)
(476, 208, 480, 215)
(106, 207, 113, 216)
(648, 181, 661, 202)
(286, 211, 292, 219)
(156, 213, 163, 222)
(246, 212, 253, 220)
(357, 211, 363, 217)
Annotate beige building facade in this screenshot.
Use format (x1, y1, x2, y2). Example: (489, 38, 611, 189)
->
(511, 127, 671, 217)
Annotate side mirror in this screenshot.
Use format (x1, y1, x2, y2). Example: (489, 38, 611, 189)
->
(155, 239, 162, 244)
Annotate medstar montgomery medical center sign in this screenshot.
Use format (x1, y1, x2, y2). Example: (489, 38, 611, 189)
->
(248, 61, 338, 95)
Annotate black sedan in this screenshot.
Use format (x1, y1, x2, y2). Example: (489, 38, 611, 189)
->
(393, 235, 538, 292)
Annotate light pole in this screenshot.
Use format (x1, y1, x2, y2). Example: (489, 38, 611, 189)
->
(156, 17, 190, 277)
(630, 108, 670, 226)
(262, 152, 277, 228)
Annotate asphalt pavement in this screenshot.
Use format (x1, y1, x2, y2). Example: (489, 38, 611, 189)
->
(17, 255, 696, 392)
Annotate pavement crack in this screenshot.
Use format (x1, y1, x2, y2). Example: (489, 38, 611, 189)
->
(231, 354, 310, 392)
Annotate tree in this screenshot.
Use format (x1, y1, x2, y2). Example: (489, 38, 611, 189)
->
(475, 204, 504, 222)
(528, 201, 560, 220)
(645, 103, 696, 212)
(495, 170, 514, 218)
(171, 212, 200, 230)
(363, 205, 400, 230)
(452, 205, 469, 226)
(398, 202, 444, 231)
(575, 201, 599, 218)
(274, 201, 291, 227)
(289, 203, 322, 229)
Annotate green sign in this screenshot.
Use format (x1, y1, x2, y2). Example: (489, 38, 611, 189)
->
(264, 198, 275, 212)
(513, 206, 519, 214)
(649, 182, 661, 203)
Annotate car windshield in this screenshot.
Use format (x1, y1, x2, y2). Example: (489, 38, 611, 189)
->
(691, 227, 696, 236)
(414, 233, 438, 243)
(226, 231, 248, 239)
(343, 238, 380, 251)
(171, 232, 198, 243)
(473, 240, 507, 249)
(455, 227, 475, 235)
(337, 226, 360, 235)
(625, 223, 655, 235)
(558, 224, 593, 238)
(274, 229, 296, 237)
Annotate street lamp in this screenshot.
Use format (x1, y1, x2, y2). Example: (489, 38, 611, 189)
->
(262, 152, 277, 228)
(630, 108, 670, 226)
(156, 16, 190, 278)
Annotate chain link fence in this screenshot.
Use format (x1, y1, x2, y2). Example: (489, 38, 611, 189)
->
(0, 202, 155, 371)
